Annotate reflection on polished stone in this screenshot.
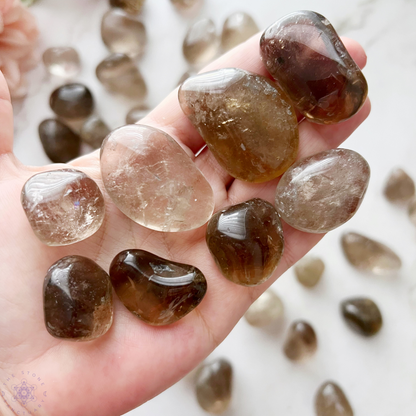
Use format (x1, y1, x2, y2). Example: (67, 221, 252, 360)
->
(42, 47, 81, 78)
(244, 289, 284, 327)
(221, 12, 258, 52)
(384, 168, 415, 204)
(295, 256, 325, 287)
(283, 320, 317, 361)
(80, 116, 111, 149)
(50, 83, 94, 119)
(315, 381, 354, 416)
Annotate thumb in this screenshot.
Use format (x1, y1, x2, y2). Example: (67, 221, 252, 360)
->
(0, 70, 14, 155)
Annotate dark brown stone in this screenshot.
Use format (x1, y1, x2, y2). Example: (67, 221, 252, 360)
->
(50, 83, 94, 119)
(283, 320, 317, 360)
(109, 0, 145, 14)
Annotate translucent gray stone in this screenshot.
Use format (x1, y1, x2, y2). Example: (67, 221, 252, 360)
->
(244, 289, 284, 327)
(42, 47, 81, 78)
(80, 116, 111, 149)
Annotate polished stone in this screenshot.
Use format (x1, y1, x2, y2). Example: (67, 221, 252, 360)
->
(44, 255, 113, 341)
(183, 18, 218, 66)
(295, 256, 325, 287)
(179, 68, 299, 182)
(80, 116, 111, 149)
(408, 199, 416, 226)
(315, 381, 354, 416)
(110, 249, 207, 325)
(283, 320, 317, 361)
(206, 199, 284, 286)
(195, 359, 232, 414)
(384, 168, 415, 204)
(341, 297, 382, 337)
(260, 11, 368, 124)
(244, 289, 284, 327)
(110, 0, 145, 14)
(171, 0, 200, 10)
(221, 12, 258, 52)
(101, 124, 214, 232)
(126, 104, 149, 124)
(96, 53, 147, 99)
(39, 119, 81, 163)
(275, 149, 370, 233)
(50, 83, 94, 119)
(101, 8, 147, 58)
(341, 232, 402, 275)
(42, 47, 80, 78)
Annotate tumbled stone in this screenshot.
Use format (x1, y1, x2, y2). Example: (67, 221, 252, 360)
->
(101, 8, 147, 58)
(384, 168, 415, 204)
(283, 320, 317, 361)
(275, 149, 370, 233)
(126, 104, 149, 124)
(80, 116, 111, 149)
(39, 119, 81, 163)
(195, 359, 232, 414)
(206, 199, 284, 286)
(42, 47, 81, 79)
(179, 68, 299, 182)
(183, 18, 218, 66)
(408, 199, 416, 226)
(171, 0, 200, 10)
(110, 0, 145, 14)
(50, 83, 94, 119)
(260, 11, 368, 124)
(21, 169, 105, 246)
(110, 249, 207, 325)
(341, 297, 382, 336)
(315, 381, 354, 416)
(244, 289, 284, 327)
(221, 12, 258, 52)
(101, 124, 214, 232)
(295, 256, 324, 287)
(44, 255, 113, 341)
(96, 53, 147, 99)
(341, 232, 402, 275)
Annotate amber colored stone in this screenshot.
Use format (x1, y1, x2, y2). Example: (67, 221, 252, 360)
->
(206, 199, 284, 286)
(96, 53, 147, 100)
(341, 297, 382, 336)
(50, 83, 94, 119)
(101, 124, 214, 232)
(283, 320, 317, 361)
(244, 289, 284, 327)
(110, 0, 145, 14)
(260, 11, 368, 124)
(195, 359, 232, 414)
(183, 18, 218, 66)
(110, 249, 207, 325)
(126, 104, 149, 124)
(275, 149, 370, 233)
(295, 256, 324, 287)
(80, 116, 111, 149)
(39, 119, 81, 163)
(42, 47, 81, 78)
(221, 12, 258, 52)
(44, 255, 113, 341)
(179, 68, 299, 182)
(408, 199, 416, 226)
(315, 381, 354, 416)
(384, 168, 415, 204)
(341, 232, 402, 275)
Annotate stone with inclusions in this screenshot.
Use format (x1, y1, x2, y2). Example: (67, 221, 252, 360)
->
(96, 53, 147, 100)
(221, 12, 259, 52)
(101, 8, 147, 58)
(42, 47, 81, 79)
(21, 169, 105, 246)
(44, 256, 113, 341)
(110, 249, 207, 325)
(384, 168, 415, 204)
(244, 289, 284, 327)
(295, 256, 325, 287)
(283, 320, 317, 361)
(39, 119, 81, 163)
(80, 116, 111, 149)
(126, 104, 149, 124)
(101, 124, 214, 232)
(195, 359, 232, 414)
(275, 149, 370, 233)
(183, 18, 218, 66)
(315, 381, 354, 416)
(341, 297, 382, 336)
(110, 0, 145, 14)
(179, 68, 299, 182)
(50, 83, 94, 119)
(206, 199, 284, 286)
(341, 232, 402, 275)
(260, 11, 368, 124)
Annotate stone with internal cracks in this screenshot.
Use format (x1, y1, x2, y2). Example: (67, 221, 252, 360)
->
(315, 381, 354, 416)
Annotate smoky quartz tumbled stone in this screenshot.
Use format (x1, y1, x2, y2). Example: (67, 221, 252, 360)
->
(110, 250, 207, 325)
(109, 0, 145, 14)
(315, 381, 354, 416)
(260, 11, 368, 124)
(50, 83, 94, 119)
(221, 12, 259, 52)
(283, 320, 317, 361)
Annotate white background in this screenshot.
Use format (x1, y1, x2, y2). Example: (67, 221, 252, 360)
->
(13, 0, 416, 415)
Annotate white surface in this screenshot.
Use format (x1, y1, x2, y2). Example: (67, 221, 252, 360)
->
(13, 0, 416, 415)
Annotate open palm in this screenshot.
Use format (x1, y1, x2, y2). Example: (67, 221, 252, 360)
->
(0, 34, 370, 416)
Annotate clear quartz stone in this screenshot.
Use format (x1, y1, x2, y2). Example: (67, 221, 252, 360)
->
(221, 12, 259, 52)
(244, 289, 284, 327)
(42, 47, 81, 78)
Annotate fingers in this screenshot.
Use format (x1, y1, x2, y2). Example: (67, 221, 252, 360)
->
(0, 71, 14, 155)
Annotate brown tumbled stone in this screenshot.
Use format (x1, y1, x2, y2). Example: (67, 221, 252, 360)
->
(42, 47, 81, 79)
(179, 68, 299, 182)
(315, 381, 354, 416)
(275, 149, 370, 233)
(110, 249, 207, 325)
(50, 83, 94, 119)
(80, 116, 111, 149)
(126, 104, 149, 124)
(244, 289, 284, 327)
(109, 0, 145, 14)
(206, 199, 284, 286)
(260, 11, 368, 124)
(295, 256, 325, 287)
(221, 12, 258, 52)
(44, 256, 113, 341)
(341, 297, 382, 336)
(384, 168, 415, 204)
(195, 359, 233, 414)
(283, 320, 317, 361)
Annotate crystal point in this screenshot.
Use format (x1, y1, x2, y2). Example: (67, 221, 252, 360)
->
(109, 0, 145, 14)
(384, 168, 415, 204)
(50, 83, 94, 119)
(283, 320, 317, 361)
(80, 116, 111, 149)
(315, 381, 354, 416)
(221, 12, 258, 52)
(295, 256, 324, 287)
(42, 47, 80, 79)
(245, 289, 284, 327)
